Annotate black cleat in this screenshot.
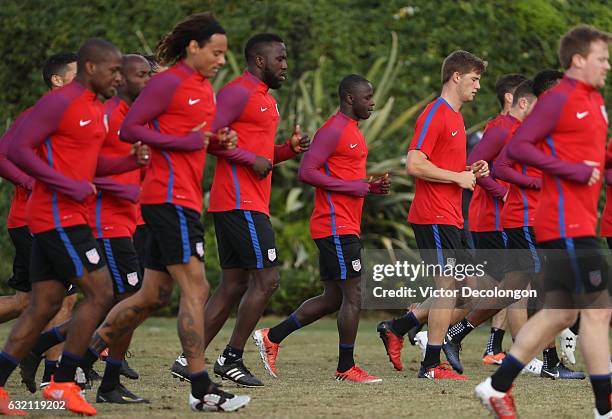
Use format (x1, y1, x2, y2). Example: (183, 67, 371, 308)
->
(19, 352, 42, 393)
(189, 383, 250, 412)
(214, 356, 263, 387)
(120, 360, 139, 380)
(540, 362, 586, 380)
(96, 383, 150, 404)
(170, 354, 190, 382)
(442, 335, 464, 374)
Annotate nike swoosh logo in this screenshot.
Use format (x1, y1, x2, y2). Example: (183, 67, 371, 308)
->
(188, 98, 200, 105)
(260, 107, 268, 112)
(576, 111, 588, 119)
(451, 130, 458, 136)
(79, 120, 91, 126)
(350, 144, 358, 149)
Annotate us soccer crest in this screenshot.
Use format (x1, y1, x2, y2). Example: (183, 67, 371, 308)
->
(268, 248, 277, 262)
(601, 105, 608, 124)
(446, 257, 456, 268)
(127, 272, 139, 286)
(86, 248, 100, 264)
(352, 259, 361, 272)
(589, 270, 602, 287)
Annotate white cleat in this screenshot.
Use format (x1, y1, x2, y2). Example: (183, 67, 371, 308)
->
(559, 328, 577, 365)
(474, 377, 517, 418)
(594, 407, 612, 419)
(189, 390, 250, 412)
(521, 358, 543, 375)
(414, 331, 428, 360)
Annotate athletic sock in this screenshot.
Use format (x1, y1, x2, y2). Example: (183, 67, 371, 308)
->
(447, 318, 475, 344)
(0, 352, 19, 386)
(422, 344, 442, 369)
(79, 347, 100, 371)
(222, 345, 244, 364)
(337, 344, 355, 373)
(491, 354, 524, 392)
(99, 357, 122, 393)
(590, 374, 611, 415)
(542, 347, 560, 370)
(484, 327, 505, 355)
(569, 317, 580, 335)
(190, 370, 212, 399)
(390, 311, 419, 336)
(268, 313, 302, 344)
(54, 351, 82, 383)
(32, 327, 66, 357)
(42, 359, 58, 383)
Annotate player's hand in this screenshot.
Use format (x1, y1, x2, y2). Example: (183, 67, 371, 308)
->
(131, 141, 151, 166)
(469, 160, 489, 178)
(191, 121, 213, 148)
(289, 125, 311, 153)
(584, 160, 600, 186)
(369, 173, 391, 194)
(251, 156, 272, 179)
(217, 127, 237, 150)
(455, 170, 476, 190)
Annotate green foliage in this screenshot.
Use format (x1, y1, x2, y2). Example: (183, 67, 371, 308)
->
(0, 0, 610, 313)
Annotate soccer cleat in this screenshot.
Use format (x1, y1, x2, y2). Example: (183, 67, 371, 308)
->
(335, 365, 382, 383)
(474, 377, 517, 419)
(253, 328, 280, 378)
(96, 383, 150, 404)
(189, 384, 250, 412)
(442, 335, 464, 373)
(483, 352, 506, 365)
(418, 362, 468, 380)
(414, 331, 428, 359)
(120, 360, 139, 380)
(540, 362, 585, 380)
(559, 328, 577, 365)
(214, 356, 263, 387)
(376, 320, 404, 371)
(77, 367, 95, 390)
(0, 388, 27, 416)
(171, 354, 190, 382)
(407, 322, 425, 346)
(43, 379, 97, 416)
(521, 358, 543, 375)
(19, 351, 42, 393)
(594, 407, 612, 419)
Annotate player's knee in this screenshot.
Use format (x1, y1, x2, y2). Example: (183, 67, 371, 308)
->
(260, 272, 280, 296)
(552, 310, 579, 329)
(15, 293, 31, 312)
(580, 308, 611, 325)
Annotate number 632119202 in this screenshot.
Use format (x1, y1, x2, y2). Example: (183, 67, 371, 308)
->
(9, 400, 66, 410)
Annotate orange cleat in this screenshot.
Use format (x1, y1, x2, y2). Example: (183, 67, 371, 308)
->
(253, 328, 280, 378)
(0, 388, 27, 416)
(377, 321, 404, 371)
(418, 362, 468, 380)
(98, 348, 109, 361)
(335, 365, 382, 383)
(483, 352, 506, 365)
(475, 377, 517, 418)
(43, 379, 96, 416)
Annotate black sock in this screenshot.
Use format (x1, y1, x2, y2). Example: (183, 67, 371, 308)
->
(422, 344, 442, 369)
(99, 357, 122, 392)
(222, 345, 243, 364)
(55, 351, 82, 383)
(590, 374, 611, 415)
(268, 313, 302, 344)
(485, 328, 505, 355)
(390, 312, 419, 336)
(79, 347, 99, 371)
(569, 316, 580, 335)
(447, 318, 475, 344)
(542, 347, 560, 370)
(42, 359, 58, 383)
(32, 327, 66, 357)
(337, 344, 355, 373)
(190, 370, 212, 399)
(0, 352, 19, 386)
(491, 354, 524, 392)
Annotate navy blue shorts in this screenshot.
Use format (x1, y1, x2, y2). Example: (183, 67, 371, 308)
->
(314, 234, 362, 281)
(97, 237, 142, 296)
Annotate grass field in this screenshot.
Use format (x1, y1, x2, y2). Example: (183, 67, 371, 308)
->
(0, 316, 601, 418)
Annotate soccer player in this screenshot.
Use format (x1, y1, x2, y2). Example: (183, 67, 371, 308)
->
(0, 53, 81, 392)
(171, 33, 310, 387)
(84, 13, 250, 412)
(378, 50, 488, 379)
(475, 26, 611, 418)
(253, 75, 390, 383)
(466, 73, 526, 364)
(0, 38, 129, 416)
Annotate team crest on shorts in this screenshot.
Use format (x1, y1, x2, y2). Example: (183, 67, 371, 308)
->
(268, 248, 277, 262)
(601, 105, 608, 124)
(589, 270, 602, 287)
(85, 248, 100, 264)
(352, 259, 361, 272)
(127, 272, 139, 286)
(446, 257, 456, 268)
(196, 242, 204, 257)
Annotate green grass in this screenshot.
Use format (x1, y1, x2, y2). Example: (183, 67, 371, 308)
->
(0, 317, 599, 418)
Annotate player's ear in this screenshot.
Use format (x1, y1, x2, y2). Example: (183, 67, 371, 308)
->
(504, 92, 513, 107)
(452, 71, 461, 83)
(50, 74, 63, 87)
(571, 53, 586, 70)
(255, 54, 265, 69)
(84, 61, 96, 77)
